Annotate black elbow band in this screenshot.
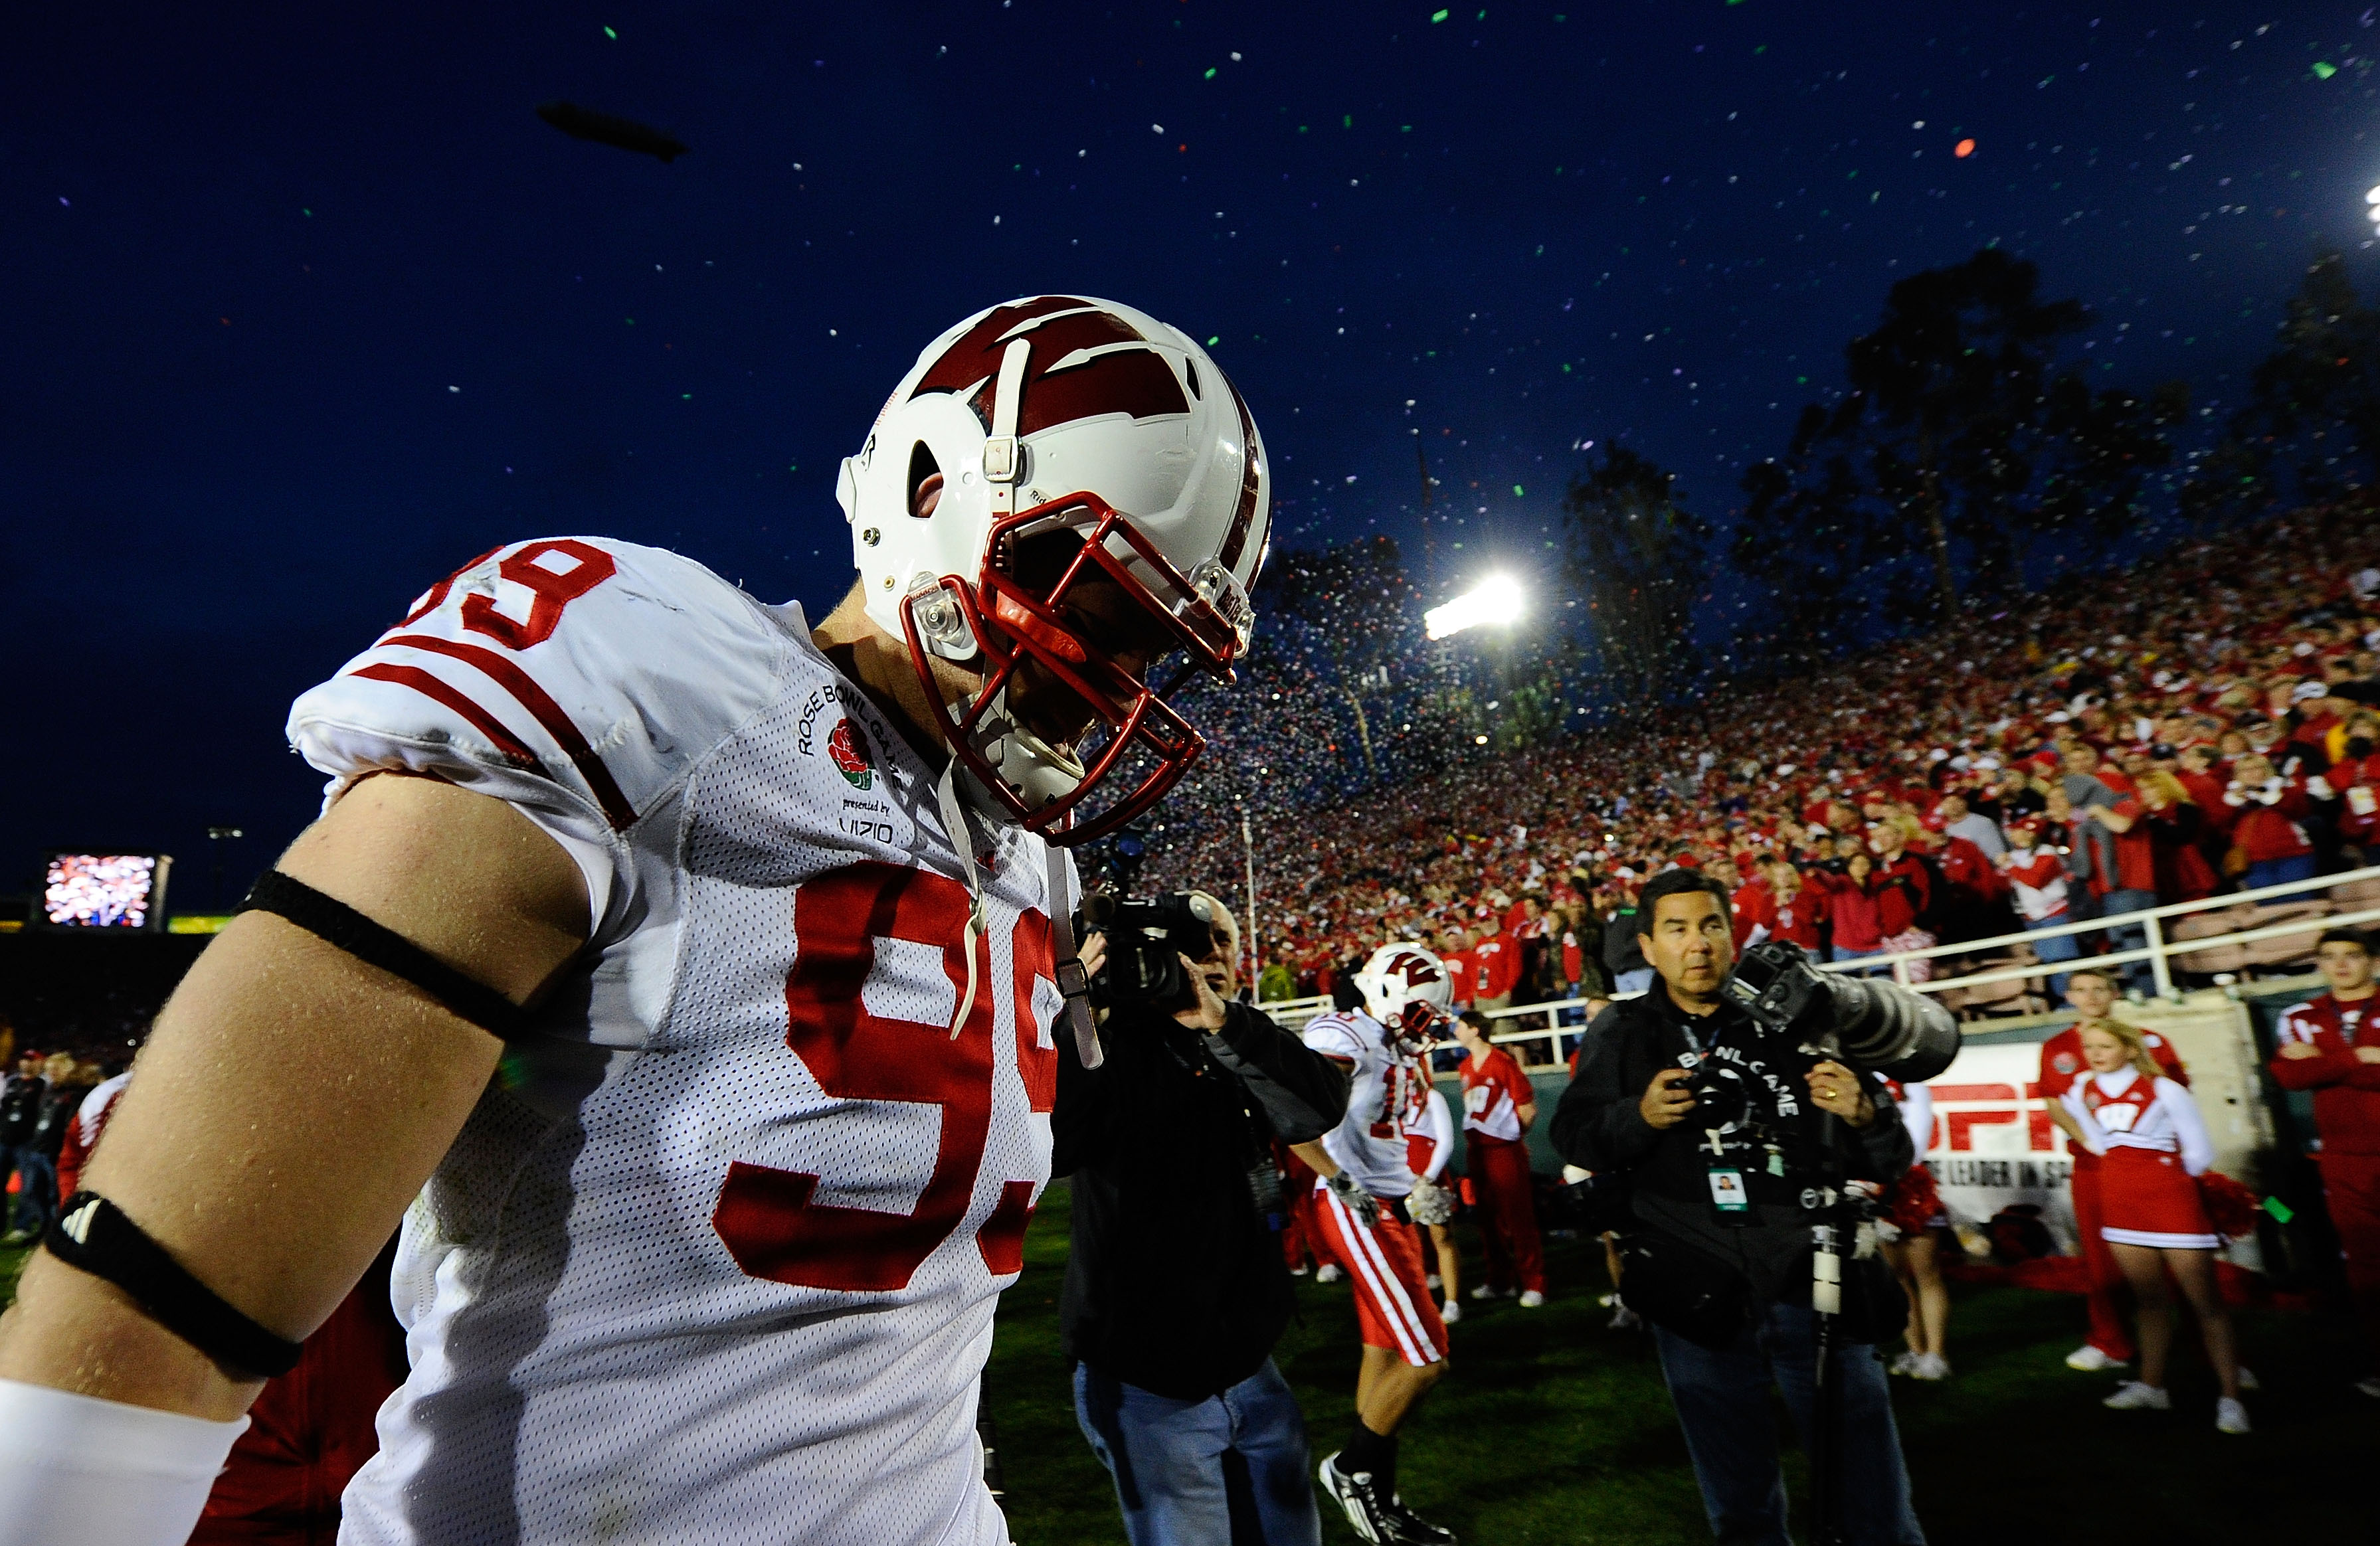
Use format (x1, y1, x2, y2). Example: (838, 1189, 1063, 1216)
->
(237, 869, 528, 1037)
(44, 1193, 305, 1381)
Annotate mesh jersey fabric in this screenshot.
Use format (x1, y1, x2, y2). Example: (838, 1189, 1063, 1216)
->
(287, 537, 1066, 1546)
(1299, 1010, 1415, 1199)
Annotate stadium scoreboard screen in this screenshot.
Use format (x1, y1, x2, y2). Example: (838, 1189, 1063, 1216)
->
(42, 851, 172, 932)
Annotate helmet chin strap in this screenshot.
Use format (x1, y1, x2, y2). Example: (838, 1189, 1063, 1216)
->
(927, 677, 1103, 1071)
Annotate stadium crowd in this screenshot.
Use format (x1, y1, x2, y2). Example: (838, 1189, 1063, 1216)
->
(1148, 503, 2380, 1004)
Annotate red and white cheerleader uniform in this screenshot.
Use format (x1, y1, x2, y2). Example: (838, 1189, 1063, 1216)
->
(2061, 1069, 2220, 1248)
(1880, 1078, 1946, 1235)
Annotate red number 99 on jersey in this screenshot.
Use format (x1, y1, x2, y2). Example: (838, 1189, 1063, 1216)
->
(710, 863, 1057, 1292)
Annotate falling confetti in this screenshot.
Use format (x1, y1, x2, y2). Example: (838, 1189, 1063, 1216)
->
(1953, 137, 1975, 157)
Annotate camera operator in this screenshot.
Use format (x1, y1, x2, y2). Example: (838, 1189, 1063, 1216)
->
(1552, 869, 1926, 1546)
(1055, 892, 1351, 1546)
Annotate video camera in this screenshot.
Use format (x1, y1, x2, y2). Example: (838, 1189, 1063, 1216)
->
(1718, 941, 1961, 1084)
(1081, 891, 1229, 1012)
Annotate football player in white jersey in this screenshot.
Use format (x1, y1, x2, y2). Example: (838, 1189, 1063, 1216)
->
(1295, 944, 1459, 1546)
(0, 296, 1269, 1546)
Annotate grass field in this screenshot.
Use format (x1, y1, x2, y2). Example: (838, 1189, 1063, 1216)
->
(6, 1191, 2372, 1543)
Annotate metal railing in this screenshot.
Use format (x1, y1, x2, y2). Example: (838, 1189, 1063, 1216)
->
(1251, 863, 2380, 1062)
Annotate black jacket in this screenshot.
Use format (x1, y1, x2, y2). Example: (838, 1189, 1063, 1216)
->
(0, 1075, 45, 1149)
(1552, 982, 1913, 1310)
(1053, 999, 1348, 1400)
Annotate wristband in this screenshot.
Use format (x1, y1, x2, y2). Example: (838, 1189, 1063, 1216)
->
(0, 1378, 247, 1546)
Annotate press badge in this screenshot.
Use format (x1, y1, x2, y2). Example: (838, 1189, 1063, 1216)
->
(1707, 1167, 1750, 1219)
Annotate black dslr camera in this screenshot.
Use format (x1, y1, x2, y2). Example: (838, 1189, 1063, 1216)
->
(1719, 941, 1960, 1082)
(1082, 891, 1228, 1011)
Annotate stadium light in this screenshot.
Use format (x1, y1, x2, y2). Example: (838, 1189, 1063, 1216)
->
(1424, 573, 1524, 641)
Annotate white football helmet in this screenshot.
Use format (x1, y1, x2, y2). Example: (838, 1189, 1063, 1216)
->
(838, 296, 1271, 844)
(1355, 943, 1455, 1052)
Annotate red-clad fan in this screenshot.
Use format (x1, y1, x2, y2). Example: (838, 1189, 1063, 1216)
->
(1469, 914, 1523, 1010)
(1764, 865, 1826, 952)
(2061, 1017, 2248, 1434)
(2039, 968, 2189, 1373)
(2215, 750, 2319, 890)
(1451, 1011, 1546, 1306)
(2270, 928, 2380, 1400)
(1441, 927, 1477, 1010)
(2328, 736, 2380, 852)
(1730, 863, 1777, 949)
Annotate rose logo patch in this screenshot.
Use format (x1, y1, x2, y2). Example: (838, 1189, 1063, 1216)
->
(828, 718, 874, 790)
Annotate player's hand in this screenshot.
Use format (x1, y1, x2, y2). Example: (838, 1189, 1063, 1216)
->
(1406, 1175, 1455, 1227)
(1325, 1170, 1381, 1228)
(1174, 952, 1229, 1033)
(1807, 1059, 1875, 1128)
(2278, 1041, 2324, 1061)
(1639, 1067, 1697, 1130)
(2357, 1045, 2380, 1065)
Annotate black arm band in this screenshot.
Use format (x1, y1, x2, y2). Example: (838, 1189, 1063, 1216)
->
(237, 869, 528, 1037)
(44, 1193, 305, 1380)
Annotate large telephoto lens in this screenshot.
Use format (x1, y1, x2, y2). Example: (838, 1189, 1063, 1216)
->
(1812, 974, 1961, 1082)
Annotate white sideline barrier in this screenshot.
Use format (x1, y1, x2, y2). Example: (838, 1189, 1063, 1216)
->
(1255, 861, 2380, 1047)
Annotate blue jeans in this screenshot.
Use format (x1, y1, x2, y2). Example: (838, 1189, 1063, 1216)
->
(1830, 946, 1889, 978)
(1074, 1358, 1321, 1546)
(1653, 1303, 1924, 1546)
(2095, 887, 2157, 991)
(2246, 853, 2318, 892)
(2025, 915, 2081, 998)
(7, 1146, 55, 1235)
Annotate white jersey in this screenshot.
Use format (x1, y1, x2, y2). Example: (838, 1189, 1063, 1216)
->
(1299, 1009, 1414, 1198)
(288, 537, 1069, 1546)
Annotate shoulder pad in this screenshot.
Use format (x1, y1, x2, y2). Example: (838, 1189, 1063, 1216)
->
(290, 539, 792, 833)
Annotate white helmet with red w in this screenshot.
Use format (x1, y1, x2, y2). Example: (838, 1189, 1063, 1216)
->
(1355, 943, 1455, 1051)
(838, 295, 1271, 845)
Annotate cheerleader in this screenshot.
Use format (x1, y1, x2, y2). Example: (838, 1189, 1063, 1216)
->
(2060, 1019, 2250, 1434)
(1406, 1078, 1463, 1321)
(1878, 1078, 1952, 1380)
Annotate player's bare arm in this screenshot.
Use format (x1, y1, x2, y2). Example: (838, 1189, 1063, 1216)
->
(0, 772, 587, 1420)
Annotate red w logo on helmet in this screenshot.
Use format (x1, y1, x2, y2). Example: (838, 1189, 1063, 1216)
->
(909, 296, 1191, 434)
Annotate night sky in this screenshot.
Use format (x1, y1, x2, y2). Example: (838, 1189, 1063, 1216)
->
(9, 1, 2380, 908)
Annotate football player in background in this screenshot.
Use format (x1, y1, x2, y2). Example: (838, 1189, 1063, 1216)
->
(0, 296, 1270, 1546)
(1295, 945, 1459, 1546)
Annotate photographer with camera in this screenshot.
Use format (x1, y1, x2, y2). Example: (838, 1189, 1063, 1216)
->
(1552, 869, 1934, 1546)
(1055, 890, 1351, 1546)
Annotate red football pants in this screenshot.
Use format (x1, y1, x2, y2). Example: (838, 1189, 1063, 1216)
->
(1468, 1136, 1546, 1294)
(2320, 1151, 2380, 1361)
(1283, 1185, 1321, 1272)
(2072, 1158, 2135, 1361)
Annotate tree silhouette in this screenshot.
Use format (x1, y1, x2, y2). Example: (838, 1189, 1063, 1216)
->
(1746, 247, 2177, 637)
(2193, 250, 2380, 516)
(1558, 445, 1711, 713)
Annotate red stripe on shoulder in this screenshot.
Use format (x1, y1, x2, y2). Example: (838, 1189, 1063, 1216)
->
(385, 634, 638, 830)
(349, 663, 551, 774)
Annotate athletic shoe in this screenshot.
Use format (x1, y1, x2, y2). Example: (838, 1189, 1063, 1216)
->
(2355, 1375, 2380, 1401)
(1316, 1264, 1343, 1284)
(2102, 1381, 2171, 1411)
(1425, 1272, 1442, 1290)
(1608, 1304, 1643, 1331)
(1889, 1351, 1920, 1376)
(2236, 1365, 2259, 1391)
(1318, 1454, 1455, 1545)
(2064, 1344, 2128, 1372)
(1468, 1284, 1514, 1301)
(2215, 1397, 2251, 1434)
(1909, 1353, 1952, 1381)
(1439, 1299, 1463, 1325)
(1518, 1290, 1545, 1308)
(1291, 1265, 1311, 1277)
